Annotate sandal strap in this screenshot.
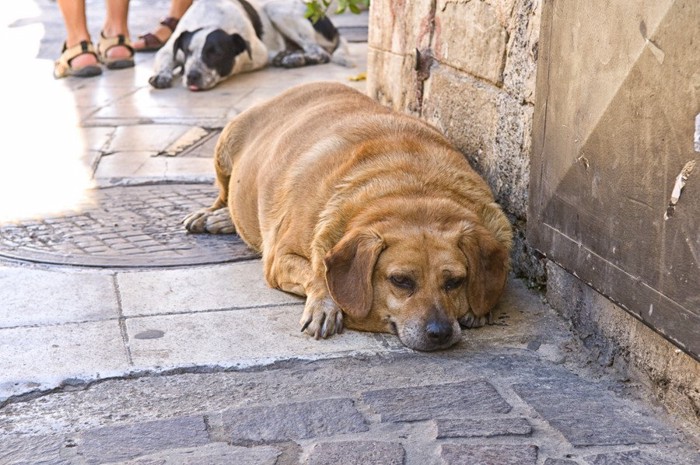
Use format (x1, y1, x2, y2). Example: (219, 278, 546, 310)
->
(98, 32, 134, 58)
(54, 40, 100, 78)
(160, 16, 179, 32)
(59, 40, 98, 65)
(137, 32, 165, 49)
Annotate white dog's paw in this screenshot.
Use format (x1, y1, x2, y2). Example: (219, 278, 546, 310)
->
(300, 296, 344, 339)
(459, 311, 493, 329)
(149, 72, 174, 89)
(182, 207, 235, 234)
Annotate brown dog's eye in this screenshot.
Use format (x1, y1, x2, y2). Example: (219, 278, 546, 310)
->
(389, 275, 415, 291)
(444, 277, 465, 291)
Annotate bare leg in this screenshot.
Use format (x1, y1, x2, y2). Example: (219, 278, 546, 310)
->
(102, 0, 131, 60)
(56, 0, 97, 69)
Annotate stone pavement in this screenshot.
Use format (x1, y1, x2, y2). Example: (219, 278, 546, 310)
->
(1, 1, 699, 464)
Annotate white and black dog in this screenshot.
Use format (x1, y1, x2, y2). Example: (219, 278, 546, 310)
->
(149, 0, 354, 91)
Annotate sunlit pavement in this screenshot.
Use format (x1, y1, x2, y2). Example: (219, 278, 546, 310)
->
(1, 2, 698, 464)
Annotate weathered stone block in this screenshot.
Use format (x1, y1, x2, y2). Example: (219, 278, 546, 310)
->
(221, 399, 368, 445)
(368, 0, 434, 54)
(434, 0, 509, 85)
(422, 66, 500, 162)
(435, 417, 532, 438)
(421, 65, 532, 219)
(74, 416, 210, 464)
(441, 444, 538, 465)
(307, 441, 405, 465)
(361, 381, 511, 422)
(503, 0, 541, 104)
(367, 48, 421, 114)
(513, 379, 674, 447)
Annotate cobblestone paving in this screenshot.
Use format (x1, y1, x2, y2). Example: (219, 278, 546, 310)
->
(0, 184, 257, 267)
(1, 353, 697, 465)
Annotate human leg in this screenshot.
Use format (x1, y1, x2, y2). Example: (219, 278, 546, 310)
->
(98, 0, 134, 68)
(54, 0, 101, 77)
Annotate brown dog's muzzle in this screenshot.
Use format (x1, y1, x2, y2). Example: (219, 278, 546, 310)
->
(394, 304, 463, 351)
(425, 317, 454, 346)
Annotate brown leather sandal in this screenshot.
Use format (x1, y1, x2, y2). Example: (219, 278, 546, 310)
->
(134, 16, 180, 52)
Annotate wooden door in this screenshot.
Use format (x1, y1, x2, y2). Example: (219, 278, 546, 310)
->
(529, 0, 700, 359)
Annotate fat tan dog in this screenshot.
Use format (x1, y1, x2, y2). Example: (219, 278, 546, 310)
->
(183, 82, 512, 351)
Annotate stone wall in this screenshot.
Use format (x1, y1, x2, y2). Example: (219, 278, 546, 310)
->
(367, 0, 544, 284)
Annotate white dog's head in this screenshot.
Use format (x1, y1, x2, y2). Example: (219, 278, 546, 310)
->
(173, 28, 251, 91)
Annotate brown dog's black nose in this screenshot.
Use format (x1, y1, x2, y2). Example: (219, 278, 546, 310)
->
(425, 319, 453, 345)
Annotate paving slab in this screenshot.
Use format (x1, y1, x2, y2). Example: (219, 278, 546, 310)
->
(220, 398, 369, 444)
(93, 151, 215, 186)
(117, 261, 298, 316)
(362, 380, 512, 422)
(440, 444, 539, 465)
(0, 320, 129, 401)
(0, 434, 69, 465)
(70, 416, 210, 465)
(126, 305, 400, 370)
(307, 441, 406, 465)
(105, 125, 203, 153)
(435, 417, 533, 438)
(513, 378, 675, 447)
(0, 265, 118, 328)
(114, 444, 281, 465)
(583, 450, 683, 465)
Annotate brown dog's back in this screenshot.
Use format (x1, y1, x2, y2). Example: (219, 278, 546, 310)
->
(220, 82, 505, 257)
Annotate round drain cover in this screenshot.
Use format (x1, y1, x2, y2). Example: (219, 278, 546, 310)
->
(0, 184, 258, 268)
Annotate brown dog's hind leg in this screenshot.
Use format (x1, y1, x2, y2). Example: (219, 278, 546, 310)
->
(182, 203, 234, 234)
(183, 119, 241, 234)
(182, 163, 234, 234)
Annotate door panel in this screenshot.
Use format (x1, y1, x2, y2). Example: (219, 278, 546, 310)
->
(529, 0, 699, 359)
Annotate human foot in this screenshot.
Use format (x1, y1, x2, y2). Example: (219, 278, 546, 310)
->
(97, 32, 135, 69)
(132, 17, 179, 52)
(54, 41, 102, 79)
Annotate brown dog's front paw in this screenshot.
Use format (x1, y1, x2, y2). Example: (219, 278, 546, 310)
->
(459, 311, 493, 329)
(183, 207, 235, 234)
(300, 297, 344, 340)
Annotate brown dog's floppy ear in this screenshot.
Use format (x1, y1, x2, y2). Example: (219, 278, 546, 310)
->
(460, 224, 510, 317)
(324, 231, 384, 319)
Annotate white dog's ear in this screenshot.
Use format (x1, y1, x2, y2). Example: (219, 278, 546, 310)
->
(230, 33, 252, 59)
(459, 224, 510, 317)
(324, 230, 384, 319)
(173, 29, 201, 57)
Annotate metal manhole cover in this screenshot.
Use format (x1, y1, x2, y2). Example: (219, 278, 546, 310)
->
(0, 184, 258, 268)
